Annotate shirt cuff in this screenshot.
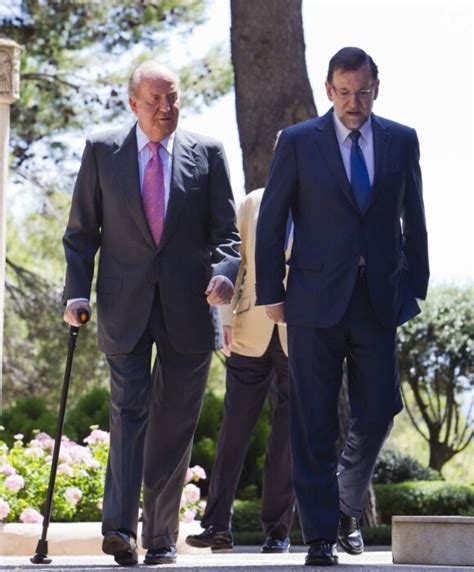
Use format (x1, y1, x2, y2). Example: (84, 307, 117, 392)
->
(66, 298, 89, 308)
(215, 275, 234, 289)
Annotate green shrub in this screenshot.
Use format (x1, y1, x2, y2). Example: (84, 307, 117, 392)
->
(65, 386, 109, 442)
(374, 448, 441, 484)
(375, 481, 474, 524)
(361, 524, 391, 546)
(1, 397, 58, 447)
(233, 499, 261, 532)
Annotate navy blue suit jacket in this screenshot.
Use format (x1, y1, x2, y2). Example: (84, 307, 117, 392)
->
(255, 110, 429, 329)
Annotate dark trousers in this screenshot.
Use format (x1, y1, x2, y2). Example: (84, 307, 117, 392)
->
(202, 327, 295, 537)
(102, 288, 211, 548)
(288, 273, 403, 543)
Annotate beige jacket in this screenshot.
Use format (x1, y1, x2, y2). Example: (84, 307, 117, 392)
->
(221, 188, 291, 357)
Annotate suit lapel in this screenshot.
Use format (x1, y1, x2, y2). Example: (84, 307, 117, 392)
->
(157, 128, 197, 253)
(313, 111, 359, 212)
(364, 114, 392, 215)
(113, 125, 156, 249)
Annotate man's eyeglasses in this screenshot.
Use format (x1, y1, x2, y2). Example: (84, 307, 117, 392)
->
(330, 84, 375, 101)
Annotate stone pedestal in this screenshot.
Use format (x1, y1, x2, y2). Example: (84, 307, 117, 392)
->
(0, 37, 22, 398)
(392, 515, 474, 566)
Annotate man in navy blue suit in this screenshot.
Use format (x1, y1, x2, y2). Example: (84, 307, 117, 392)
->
(255, 47, 429, 566)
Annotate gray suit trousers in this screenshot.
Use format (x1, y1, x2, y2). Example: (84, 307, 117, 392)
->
(102, 287, 211, 548)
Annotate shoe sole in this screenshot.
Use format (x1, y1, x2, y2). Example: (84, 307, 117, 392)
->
(102, 534, 138, 566)
(305, 556, 339, 566)
(144, 557, 177, 565)
(338, 539, 364, 555)
(185, 538, 233, 551)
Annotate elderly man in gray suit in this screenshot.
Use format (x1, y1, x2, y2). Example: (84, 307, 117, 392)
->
(63, 61, 240, 567)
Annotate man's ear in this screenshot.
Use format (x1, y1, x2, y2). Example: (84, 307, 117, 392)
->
(325, 81, 334, 102)
(129, 96, 138, 114)
(373, 79, 380, 100)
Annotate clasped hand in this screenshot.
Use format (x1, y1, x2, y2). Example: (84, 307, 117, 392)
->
(205, 276, 234, 306)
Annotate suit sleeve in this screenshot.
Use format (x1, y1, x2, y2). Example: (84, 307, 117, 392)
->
(62, 139, 102, 303)
(402, 129, 429, 299)
(207, 143, 241, 285)
(255, 130, 297, 305)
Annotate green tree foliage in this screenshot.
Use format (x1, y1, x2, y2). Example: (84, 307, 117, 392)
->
(398, 286, 473, 472)
(1, 0, 213, 167)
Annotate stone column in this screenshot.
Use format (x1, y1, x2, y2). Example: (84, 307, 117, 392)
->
(0, 38, 22, 399)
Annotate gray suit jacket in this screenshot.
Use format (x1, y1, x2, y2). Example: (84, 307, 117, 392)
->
(63, 124, 241, 354)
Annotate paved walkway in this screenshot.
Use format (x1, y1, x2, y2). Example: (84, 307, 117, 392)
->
(1, 547, 472, 571)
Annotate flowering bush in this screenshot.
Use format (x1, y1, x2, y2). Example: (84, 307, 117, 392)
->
(0, 426, 206, 524)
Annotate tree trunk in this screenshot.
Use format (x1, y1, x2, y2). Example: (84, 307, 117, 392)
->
(230, 0, 317, 192)
(429, 441, 456, 473)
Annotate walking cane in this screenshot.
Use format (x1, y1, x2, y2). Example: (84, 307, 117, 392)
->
(31, 308, 90, 565)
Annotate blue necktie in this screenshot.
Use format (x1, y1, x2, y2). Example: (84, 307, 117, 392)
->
(349, 130, 371, 211)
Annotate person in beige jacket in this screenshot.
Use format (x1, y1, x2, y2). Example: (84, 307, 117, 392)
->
(186, 188, 295, 554)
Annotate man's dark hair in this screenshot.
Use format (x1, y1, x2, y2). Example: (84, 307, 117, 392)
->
(327, 47, 378, 83)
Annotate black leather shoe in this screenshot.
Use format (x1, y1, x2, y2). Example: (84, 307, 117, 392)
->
(185, 525, 233, 551)
(338, 511, 364, 555)
(305, 540, 338, 566)
(261, 535, 290, 553)
(144, 545, 177, 565)
(102, 530, 138, 566)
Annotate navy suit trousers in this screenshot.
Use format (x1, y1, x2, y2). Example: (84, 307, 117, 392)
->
(287, 272, 403, 543)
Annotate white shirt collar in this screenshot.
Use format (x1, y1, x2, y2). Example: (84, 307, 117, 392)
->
(136, 122, 175, 155)
(332, 111, 372, 146)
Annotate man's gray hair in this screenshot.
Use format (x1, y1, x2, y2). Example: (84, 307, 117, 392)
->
(128, 61, 180, 98)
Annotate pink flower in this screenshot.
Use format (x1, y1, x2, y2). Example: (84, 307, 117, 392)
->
(57, 463, 74, 476)
(185, 467, 194, 483)
(20, 508, 43, 524)
(180, 492, 186, 508)
(33, 433, 55, 450)
(0, 498, 10, 521)
(182, 509, 196, 523)
(84, 429, 109, 445)
(198, 500, 207, 511)
(183, 483, 200, 504)
(5, 474, 25, 493)
(191, 465, 207, 480)
(13, 433, 24, 441)
(0, 463, 16, 476)
(25, 447, 45, 459)
(64, 487, 82, 505)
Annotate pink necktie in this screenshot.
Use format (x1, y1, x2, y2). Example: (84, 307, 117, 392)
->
(143, 141, 165, 246)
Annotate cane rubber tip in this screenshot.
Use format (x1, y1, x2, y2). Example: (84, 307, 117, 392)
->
(30, 554, 52, 564)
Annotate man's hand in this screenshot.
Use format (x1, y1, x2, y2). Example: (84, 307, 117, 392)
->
(266, 303, 285, 324)
(63, 300, 92, 327)
(206, 276, 234, 306)
(221, 325, 233, 357)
